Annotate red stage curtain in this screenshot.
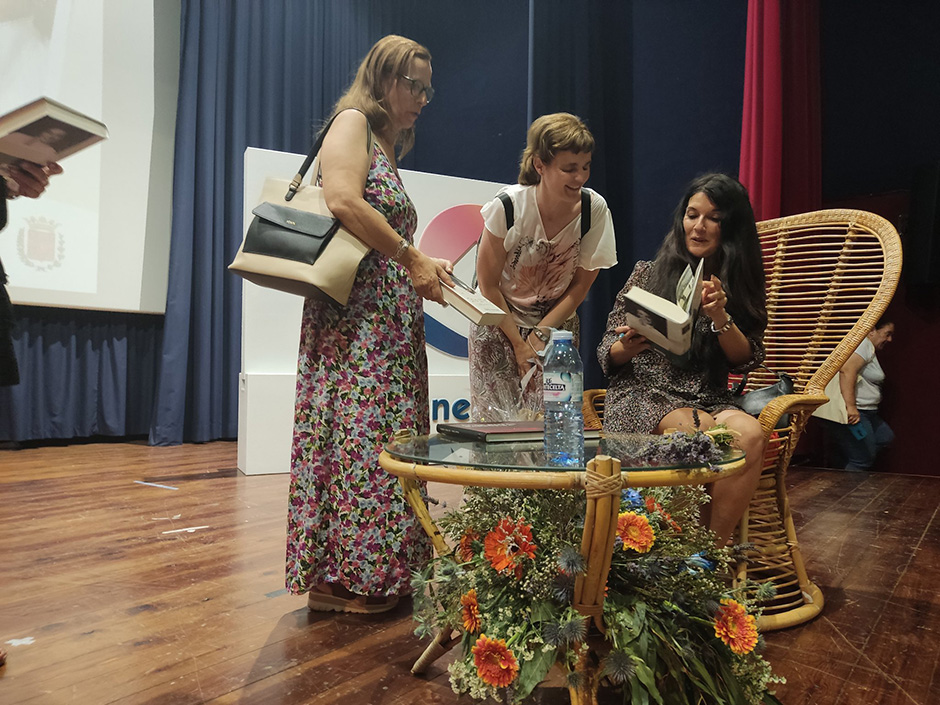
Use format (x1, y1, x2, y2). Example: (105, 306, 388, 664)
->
(739, 0, 782, 221)
(739, 0, 821, 221)
(780, 0, 822, 216)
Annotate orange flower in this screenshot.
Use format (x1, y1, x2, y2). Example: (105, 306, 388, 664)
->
(472, 634, 519, 687)
(461, 589, 481, 633)
(616, 512, 656, 553)
(714, 598, 759, 654)
(483, 518, 537, 577)
(645, 496, 681, 533)
(458, 530, 478, 563)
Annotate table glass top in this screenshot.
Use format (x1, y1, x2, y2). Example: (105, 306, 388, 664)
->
(384, 433, 744, 472)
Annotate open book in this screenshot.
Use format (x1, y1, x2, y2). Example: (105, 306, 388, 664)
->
(441, 276, 506, 326)
(437, 420, 601, 443)
(623, 258, 703, 356)
(0, 97, 108, 167)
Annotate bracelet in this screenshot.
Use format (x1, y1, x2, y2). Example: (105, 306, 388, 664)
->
(531, 327, 550, 344)
(391, 239, 410, 262)
(710, 314, 734, 335)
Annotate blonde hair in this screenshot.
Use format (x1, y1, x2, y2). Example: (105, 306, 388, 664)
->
(329, 35, 431, 159)
(518, 113, 594, 185)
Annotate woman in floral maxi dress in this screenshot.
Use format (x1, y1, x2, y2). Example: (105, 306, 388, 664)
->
(286, 36, 453, 613)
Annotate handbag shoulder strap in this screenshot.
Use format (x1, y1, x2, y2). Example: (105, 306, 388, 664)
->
(497, 191, 514, 230)
(470, 187, 592, 289)
(580, 188, 591, 238)
(285, 110, 373, 201)
(732, 366, 792, 396)
(497, 188, 591, 237)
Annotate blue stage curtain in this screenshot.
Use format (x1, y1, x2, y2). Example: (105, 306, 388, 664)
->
(528, 0, 634, 389)
(149, 0, 382, 444)
(0, 307, 162, 441)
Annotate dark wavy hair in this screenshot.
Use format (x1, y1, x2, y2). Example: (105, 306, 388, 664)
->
(647, 173, 767, 376)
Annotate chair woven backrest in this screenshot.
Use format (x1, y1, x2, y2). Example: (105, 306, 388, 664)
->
(744, 209, 902, 397)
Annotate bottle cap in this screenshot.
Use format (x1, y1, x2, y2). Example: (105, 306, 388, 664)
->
(550, 329, 574, 341)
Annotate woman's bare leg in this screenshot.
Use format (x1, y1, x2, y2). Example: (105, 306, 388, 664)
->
(710, 410, 765, 545)
(656, 407, 717, 434)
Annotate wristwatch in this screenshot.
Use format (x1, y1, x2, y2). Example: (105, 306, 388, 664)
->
(711, 314, 734, 335)
(531, 327, 550, 344)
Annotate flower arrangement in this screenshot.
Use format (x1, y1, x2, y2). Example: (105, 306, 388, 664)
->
(412, 430, 784, 704)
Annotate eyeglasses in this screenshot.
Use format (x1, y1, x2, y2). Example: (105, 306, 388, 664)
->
(399, 74, 435, 103)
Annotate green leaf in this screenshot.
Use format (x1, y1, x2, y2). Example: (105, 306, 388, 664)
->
(634, 660, 665, 705)
(630, 676, 650, 705)
(514, 645, 558, 701)
(529, 600, 557, 623)
(687, 656, 721, 698)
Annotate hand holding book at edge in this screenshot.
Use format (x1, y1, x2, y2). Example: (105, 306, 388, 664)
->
(608, 324, 650, 367)
(3, 160, 63, 199)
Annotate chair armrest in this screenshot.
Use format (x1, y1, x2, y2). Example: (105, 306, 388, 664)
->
(583, 389, 606, 431)
(756, 392, 830, 436)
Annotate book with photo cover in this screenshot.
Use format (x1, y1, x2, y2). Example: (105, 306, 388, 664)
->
(623, 258, 703, 356)
(436, 420, 602, 443)
(0, 97, 108, 167)
(441, 275, 506, 326)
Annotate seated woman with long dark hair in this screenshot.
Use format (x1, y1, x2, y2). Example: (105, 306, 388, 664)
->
(597, 173, 767, 545)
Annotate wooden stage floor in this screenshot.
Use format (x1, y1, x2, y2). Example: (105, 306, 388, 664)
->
(0, 441, 937, 704)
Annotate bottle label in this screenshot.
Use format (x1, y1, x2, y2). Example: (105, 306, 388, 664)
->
(543, 371, 583, 403)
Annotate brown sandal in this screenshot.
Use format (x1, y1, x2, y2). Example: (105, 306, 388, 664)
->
(306, 584, 399, 614)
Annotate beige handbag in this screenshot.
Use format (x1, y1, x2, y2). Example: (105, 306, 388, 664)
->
(228, 115, 372, 306)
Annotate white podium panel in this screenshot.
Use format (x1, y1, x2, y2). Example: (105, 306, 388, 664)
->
(237, 147, 503, 474)
(237, 371, 297, 475)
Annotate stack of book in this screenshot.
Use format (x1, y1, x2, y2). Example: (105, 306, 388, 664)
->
(436, 420, 601, 443)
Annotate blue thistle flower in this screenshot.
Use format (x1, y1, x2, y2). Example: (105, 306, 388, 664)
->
(543, 621, 564, 647)
(559, 615, 587, 644)
(603, 649, 635, 684)
(557, 546, 586, 576)
(566, 669, 584, 691)
(552, 573, 576, 603)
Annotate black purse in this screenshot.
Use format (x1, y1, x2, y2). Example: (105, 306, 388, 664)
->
(732, 368, 795, 428)
(228, 113, 373, 305)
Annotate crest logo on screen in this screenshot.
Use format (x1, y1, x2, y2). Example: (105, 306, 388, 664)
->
(18, 216, 65, 272)
(417, 204, 484, 358)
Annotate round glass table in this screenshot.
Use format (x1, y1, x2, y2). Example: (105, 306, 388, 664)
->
(379, 433, 745, 705)
(380, 432, 744, 488)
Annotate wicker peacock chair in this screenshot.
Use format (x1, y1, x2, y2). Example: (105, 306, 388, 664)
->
(584, 208, 902, 631)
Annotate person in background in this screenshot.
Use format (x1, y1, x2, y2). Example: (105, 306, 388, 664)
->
(288, 35, 453, 614)
(830, 317, 895, 470)
(469, 113, 617, 421)
(597, 173, 767, 546)
(0, 158, 62, 666)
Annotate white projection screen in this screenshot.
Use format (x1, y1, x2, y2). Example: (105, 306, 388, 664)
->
(0, 0, 178, 313)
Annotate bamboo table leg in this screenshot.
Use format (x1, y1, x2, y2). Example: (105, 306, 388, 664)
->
(569, 455, 622, 705)
(397, 475, 462, 674)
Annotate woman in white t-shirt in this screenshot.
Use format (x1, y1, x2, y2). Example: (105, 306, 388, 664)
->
(469, 113, 617, 421)
(834, 317, 895, 470)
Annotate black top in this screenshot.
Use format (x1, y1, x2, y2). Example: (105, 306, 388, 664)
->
(0, 176, 21, 386)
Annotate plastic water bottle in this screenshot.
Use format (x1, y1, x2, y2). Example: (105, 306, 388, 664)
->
(542, 329, 584, 467)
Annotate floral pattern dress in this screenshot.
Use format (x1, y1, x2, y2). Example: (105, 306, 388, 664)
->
(285, 142, 430, 598)
(597, 261, 765, 434)
(469, 185, 616, 422)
